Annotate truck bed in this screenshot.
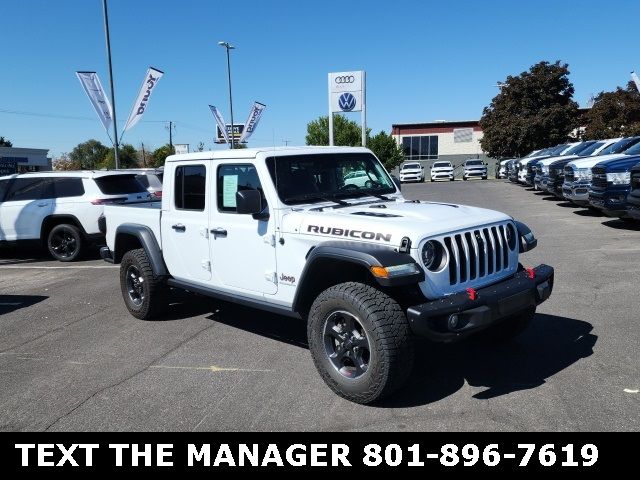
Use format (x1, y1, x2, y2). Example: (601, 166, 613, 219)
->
(103, 201, 162, 251)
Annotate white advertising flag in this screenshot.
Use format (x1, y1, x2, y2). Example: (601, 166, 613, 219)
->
(76, 71, 113, 132)
(123, 67, 164, 132)
(238, 102, 266, 143)
(631, 71, 640, 93)
(209, 105, 229, 143)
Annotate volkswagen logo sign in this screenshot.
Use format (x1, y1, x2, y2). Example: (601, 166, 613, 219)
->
(338, 92, 356, 111)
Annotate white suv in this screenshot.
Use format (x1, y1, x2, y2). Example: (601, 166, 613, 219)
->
(430, 161, 454, 181)
(399, 162, 425, 183)
(0, 171, 150, 261)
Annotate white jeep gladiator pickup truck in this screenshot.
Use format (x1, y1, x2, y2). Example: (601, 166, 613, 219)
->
(100, 146, 554, 404)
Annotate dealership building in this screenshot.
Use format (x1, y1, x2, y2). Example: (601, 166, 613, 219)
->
(391, 119, 497, 173)
(0, 147, 52, 176)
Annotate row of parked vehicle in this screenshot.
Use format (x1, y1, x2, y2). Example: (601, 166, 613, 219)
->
(399, 159, 489, 183)
(0, 168, 163, 261)
(497, 137, 640, 221)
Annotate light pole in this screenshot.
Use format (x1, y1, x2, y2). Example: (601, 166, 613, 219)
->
(218, 41, 235, 149)
(102, 0, 119, 168)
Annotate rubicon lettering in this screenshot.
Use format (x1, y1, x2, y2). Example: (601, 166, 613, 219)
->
(307, 225, 392, 242)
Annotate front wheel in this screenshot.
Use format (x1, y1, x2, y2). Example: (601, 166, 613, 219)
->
(307, 282, 414, 404)
(463, 176, 468, 181)
(47, 224, 83, 262)
(120, 248, 169, 319)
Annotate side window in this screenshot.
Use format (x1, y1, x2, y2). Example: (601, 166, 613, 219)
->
(4, 178, 44, 202)
(217, 164, 264, 213)
(174, 165, 206, 211)
(0, 180, 8, 201)
(41, 178, 85, 199)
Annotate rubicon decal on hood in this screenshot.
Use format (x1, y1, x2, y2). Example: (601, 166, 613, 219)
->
(307, 225, 392, 242)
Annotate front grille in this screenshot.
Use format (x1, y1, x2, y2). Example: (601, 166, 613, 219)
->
(592, 166, 607, 189)
(632, 173, 640, 190)
(442, 225, 512, 286)
(548, 167, 561, 181)
(564, 166, 575, 183)
(527, 164, 534, 174)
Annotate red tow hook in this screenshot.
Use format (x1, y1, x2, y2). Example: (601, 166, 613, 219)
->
(526, 267, 536, 279)
(466, 287, 477, 301)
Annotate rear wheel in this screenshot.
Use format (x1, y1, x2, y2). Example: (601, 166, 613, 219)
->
(307, 282, 414, 404)
(120, 248, 168, 319)
(47, 224, 83, 262)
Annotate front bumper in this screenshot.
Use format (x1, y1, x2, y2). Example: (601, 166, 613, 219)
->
(400, 173, 423, 182)
(589, 188, 631, 217)
(563, 182, 590, 204)
(465, 170, 487, 178)
(406, 264, 554, 342)
(627, 193, 640, 219)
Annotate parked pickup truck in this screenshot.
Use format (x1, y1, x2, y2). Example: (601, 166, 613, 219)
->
(563, 137, 640, 205)
(100, 146, 554, 404)
(588, 155, 640, 217)
(626, 162, 640, 220)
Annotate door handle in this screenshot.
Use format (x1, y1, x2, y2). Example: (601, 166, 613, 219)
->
(210, 228, 227, 238)
(171, 224, 186, 232)
(37, 203, 48, 207)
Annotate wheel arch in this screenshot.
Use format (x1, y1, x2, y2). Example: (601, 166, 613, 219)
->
(114, 224, 168, 276)
(291, 241, 423, 317)
(40, 214, 87, 244)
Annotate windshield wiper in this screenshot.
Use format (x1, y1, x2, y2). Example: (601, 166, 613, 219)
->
(284, 193, 349, 206)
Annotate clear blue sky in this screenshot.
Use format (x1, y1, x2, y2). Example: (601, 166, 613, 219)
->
(1, 0, 639, 157)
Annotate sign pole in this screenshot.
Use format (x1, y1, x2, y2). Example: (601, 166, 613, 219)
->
(328, 73, 334, 146)
(361, 70, 366, 147)
(102, 0, 120, 169)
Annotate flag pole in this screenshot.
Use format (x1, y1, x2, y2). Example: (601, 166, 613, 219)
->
(102, 0, 120, 169)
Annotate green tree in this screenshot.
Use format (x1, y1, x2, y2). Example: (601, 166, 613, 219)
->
(368, 130, 404, 171)
(52, 153, 79, 171)
(69, 139, 109, 170)
(152, 144, 175, 167)
(306, 114, 370, 146)
(583, 81, 640, 139)
(0, 136, 12, 147)
(101, 144, 139, 169)
(479, 61, 579, 158)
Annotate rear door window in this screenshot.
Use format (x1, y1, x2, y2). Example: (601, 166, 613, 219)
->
(175, 165, 206, 210)
(42, 177, 85, 199)
(94, 175, 147, 195)
(3, 178, 44, 201)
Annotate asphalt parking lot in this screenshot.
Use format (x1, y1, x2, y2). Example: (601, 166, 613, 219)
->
(1, 180, 638, 432)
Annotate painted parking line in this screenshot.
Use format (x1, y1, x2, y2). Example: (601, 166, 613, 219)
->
(150, 364, 271, 374)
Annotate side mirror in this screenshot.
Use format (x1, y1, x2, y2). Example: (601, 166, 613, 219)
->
(236, 189, 263, 216)
(391, 175, 402, 191)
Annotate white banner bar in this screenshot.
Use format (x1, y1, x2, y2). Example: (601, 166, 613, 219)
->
(209, 105, 229, 143)
(123, 67, 164, 132)
(76, 71, 113, 132)
(238, 102, 266, 143)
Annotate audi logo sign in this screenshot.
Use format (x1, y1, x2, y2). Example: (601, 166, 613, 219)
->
(334, 75, 355, 84)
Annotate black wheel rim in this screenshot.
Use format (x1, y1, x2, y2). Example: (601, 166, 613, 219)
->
(323, 310, 371, 379)
(126, 265, 145, 307)
(50, 229, 77, 258)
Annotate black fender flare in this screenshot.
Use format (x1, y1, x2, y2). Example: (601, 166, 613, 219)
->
(291, 241, 424, 314)
(114, 224, 168, 276)
(514, 220, 537, 252)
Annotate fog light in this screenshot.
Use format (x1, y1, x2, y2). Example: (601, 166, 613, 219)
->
(448, 314, 459, 330)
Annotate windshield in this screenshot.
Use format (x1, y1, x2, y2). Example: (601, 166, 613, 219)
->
(548, 144, 568, 156)
(620, 140, 640, 156)
(564, 141, 596, 156)
(575, 141, 604, 157)
(466, 160, 483, 166)
(402, 163, 421, 170)
(94, 175, 147, 195)
(432, 162, 450, 168)
(602, 137, 640, 155)
(266, 153, 396, 205)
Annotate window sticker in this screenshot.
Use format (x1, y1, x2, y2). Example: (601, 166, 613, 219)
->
(222, 174, 238, 208)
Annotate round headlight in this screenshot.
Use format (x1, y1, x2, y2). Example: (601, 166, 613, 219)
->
(421, 240, 445, 271)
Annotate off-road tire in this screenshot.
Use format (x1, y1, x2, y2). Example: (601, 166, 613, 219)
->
(481, 306, 536, 343)
(120, 248, 168, 320)
(307, 282, 414, 404)
(47, 224, 83, 262)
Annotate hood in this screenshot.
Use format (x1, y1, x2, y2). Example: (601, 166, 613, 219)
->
(538, 154, 578, 166)
(281, 199, 511, 247)
(568, 152, 629, 170)
(595, 155, 640, 172)
(549, 157, 578, 168)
